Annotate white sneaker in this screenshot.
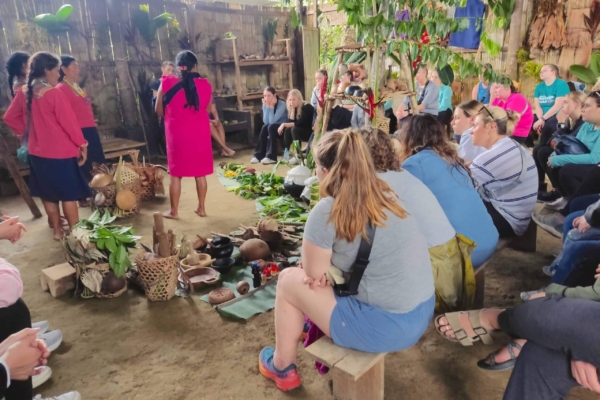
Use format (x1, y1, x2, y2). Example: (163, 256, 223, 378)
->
(41, 330, 63, 352)
(250, 157, 260, 164)
(33, 321, 50, 335)
(544, 197, 568, 211)
(32, 366, 52, 389)
(261, 158, 277, 165)
(288, 157, 299, 165)
(33, 391, 81, 400)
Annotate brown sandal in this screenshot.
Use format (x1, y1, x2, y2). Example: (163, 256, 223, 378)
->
(435, 310, 494, 346)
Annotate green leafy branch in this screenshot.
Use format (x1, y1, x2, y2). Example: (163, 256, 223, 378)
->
(570, 52, 600, 85)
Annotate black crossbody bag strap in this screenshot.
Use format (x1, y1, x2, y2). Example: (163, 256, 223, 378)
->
(162, 82, 183, 109)
(334, 222, 377, 297)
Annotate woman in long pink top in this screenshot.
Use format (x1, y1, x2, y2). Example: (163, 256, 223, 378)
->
(155, 51, 213, 219)
(492, 81, 534, 144)
(4, 52, 90, 240)
(56, 56, 106, 184)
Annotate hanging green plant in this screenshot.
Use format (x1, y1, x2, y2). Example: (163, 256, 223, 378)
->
(523, 61, 543, 82)
(570, 52, 600, 85)
(131, 4, 177, 48)
(34, 4, 73, 32)
(263, 19, 279, 45)
(487, 0, 515, 29)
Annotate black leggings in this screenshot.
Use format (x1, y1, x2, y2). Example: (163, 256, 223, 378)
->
(484, 201, 516, 238)
(532, 115, 559, 188)
(254, 124, 282, 161)
(560, 166, 600, 216)
(0, 298, 33, 400)
(558, 164, 597, 198)
(283, 126, 312, 151)
(500, 296, 600, 400)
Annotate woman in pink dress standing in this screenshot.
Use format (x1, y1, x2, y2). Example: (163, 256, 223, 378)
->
(155, 51, 213, 219)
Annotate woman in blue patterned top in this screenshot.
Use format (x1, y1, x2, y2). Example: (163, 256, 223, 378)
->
(471, 63, 493, 105)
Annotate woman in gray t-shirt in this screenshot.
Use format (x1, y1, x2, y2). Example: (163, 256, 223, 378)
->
(258, 129, 435, 392)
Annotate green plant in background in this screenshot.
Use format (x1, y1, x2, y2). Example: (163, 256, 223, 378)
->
(131, 4, 177, 48)
(263, 19, 279, 47)
(570, 52, 600, 85)
(320, 25, 344, 66)
(487, 0, 516, 29)
(34, 4, 73, 32)
(66, 211, 140, 278)
(258, 196, 308, 222)
(516, 49, 530, 64)
(524, 61, 543, 82)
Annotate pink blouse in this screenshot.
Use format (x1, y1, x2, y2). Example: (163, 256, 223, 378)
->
(4, 86, 85, 159)
(492, 93, 534, 138)
(56, 83, 96, 129)
(0, 258, 22, 308)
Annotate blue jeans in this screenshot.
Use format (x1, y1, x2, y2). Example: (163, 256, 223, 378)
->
(552, 221, 600, 285)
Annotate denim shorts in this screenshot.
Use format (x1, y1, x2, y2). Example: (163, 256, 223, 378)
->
(330, 295, 435, 353)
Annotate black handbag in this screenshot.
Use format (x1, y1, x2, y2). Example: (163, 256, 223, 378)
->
(550, 134, 590, 156)
(334, 223, 376, 297)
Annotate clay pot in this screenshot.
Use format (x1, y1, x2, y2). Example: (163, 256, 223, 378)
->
(259, 230, 283, 250)
(101, 271, 127, 294)
(180, 253, 213, 271)
(208, 287, 235, 304)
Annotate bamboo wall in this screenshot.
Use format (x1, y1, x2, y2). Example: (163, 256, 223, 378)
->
(0, 0, 294, 148)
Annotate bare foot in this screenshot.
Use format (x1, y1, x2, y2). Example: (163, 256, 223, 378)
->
(48, 216, 68, 229)
(78, 199, 91, 208)
(195, 208, 206, 217)
(221, 149, 236, 158)
(162, 210, 179, 220)
(53, 229, 64, 241)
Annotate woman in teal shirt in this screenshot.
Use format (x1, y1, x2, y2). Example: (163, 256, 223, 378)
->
(430, 70, 453, 127)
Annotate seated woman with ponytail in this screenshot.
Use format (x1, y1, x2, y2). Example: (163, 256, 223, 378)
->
(251, 87, 288, 165)
(155, 50, 214, 219)
(4, 52, 90, 240)
(258, 129, 434, 392)
(470, 106, 538, 237)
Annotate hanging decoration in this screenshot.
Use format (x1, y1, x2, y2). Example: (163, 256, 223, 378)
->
(33, 4, 73, 32)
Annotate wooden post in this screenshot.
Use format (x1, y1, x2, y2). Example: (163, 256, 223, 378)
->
(506, 0, 525, 80)
(399, 53, 419, 114)
(231, 38, 243, 110)
(315, 51, 343, 141)
(284, 39, 293, 90)
(0, 135, 42, 219)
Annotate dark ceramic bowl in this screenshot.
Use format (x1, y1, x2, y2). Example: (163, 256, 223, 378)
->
(345, 85, 361, 95)
(211, 257, 236, 275)
(284, 182, 305, 198)
(210, 236, 234, 259)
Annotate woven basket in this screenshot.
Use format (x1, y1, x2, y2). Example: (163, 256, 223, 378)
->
(376, 110, 390, 134)
(135, 251, 179, 301)
(340, 26, 358, 48)
(126, 164, 165, 201)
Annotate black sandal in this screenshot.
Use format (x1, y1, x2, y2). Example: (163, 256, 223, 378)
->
(477, 340, 523, 371)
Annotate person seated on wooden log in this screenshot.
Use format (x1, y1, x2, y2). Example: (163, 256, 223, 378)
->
(56, 55, 107, 208)
(277, 89, 314, 165)
(396, 114, 499, 268)
(402, 63, 439, 116)
(207, 98, 236, 158)
(3, 52, 90, 240)
(534, 92, 589, 209)
(469, 106, 538, 238)
(435, 294, 600, 399)
(251, 87, 288, 165)
(452, 100, 486, 162)
(258, 129, 435, 391)
(5, 52, 69, 231)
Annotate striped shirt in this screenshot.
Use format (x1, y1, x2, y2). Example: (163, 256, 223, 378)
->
(470, 137, 538, 235)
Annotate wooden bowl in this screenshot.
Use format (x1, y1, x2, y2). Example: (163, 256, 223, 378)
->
(180, 254, 213, 271)
(178, 267, 219, 290)
(208, 287, 235, 304)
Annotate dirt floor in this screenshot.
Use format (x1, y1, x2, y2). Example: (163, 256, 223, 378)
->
(0, 149, 596, 400)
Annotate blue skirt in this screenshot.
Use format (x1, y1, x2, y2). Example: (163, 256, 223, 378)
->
(330, 295, 435, 353)
(80, 127, 106, 180)
(28, 155, 92, 203)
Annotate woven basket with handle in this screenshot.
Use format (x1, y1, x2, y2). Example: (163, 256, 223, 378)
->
(135, 251, 179, 301)
(77, 263, 127, 299)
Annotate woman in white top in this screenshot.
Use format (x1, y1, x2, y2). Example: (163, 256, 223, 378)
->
(452, 100, 486, 163)
(470, 106, 538, 237)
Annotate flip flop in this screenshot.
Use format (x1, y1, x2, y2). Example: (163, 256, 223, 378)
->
(477, 340, 523, 371)
(435, 310, 494, 346)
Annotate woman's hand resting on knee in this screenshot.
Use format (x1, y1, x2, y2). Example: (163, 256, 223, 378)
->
(298, 264, 331, 289)
(571, 359, 600, 393)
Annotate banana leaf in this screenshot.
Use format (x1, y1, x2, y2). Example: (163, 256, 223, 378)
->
(570, 65, 597, 85)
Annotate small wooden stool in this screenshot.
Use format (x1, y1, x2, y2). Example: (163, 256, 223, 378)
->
(305, 337, 386, 400)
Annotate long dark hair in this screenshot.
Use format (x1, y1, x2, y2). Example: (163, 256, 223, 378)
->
(175, 50, 200, 111)
(59, 55, 76, 82)
(6, 52, 30, 98)
(397, 114, 474, 183)
(26, 52, 60, 112)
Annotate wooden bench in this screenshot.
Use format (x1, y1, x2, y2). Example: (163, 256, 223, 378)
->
(101, 138, 146, 160)
(473, 219, 538, 308)
(305, 337, 386, 400)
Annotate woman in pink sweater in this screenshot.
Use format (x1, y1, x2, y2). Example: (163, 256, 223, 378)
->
(492, 81, 534, 145)
(4, 52, 90, 239)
